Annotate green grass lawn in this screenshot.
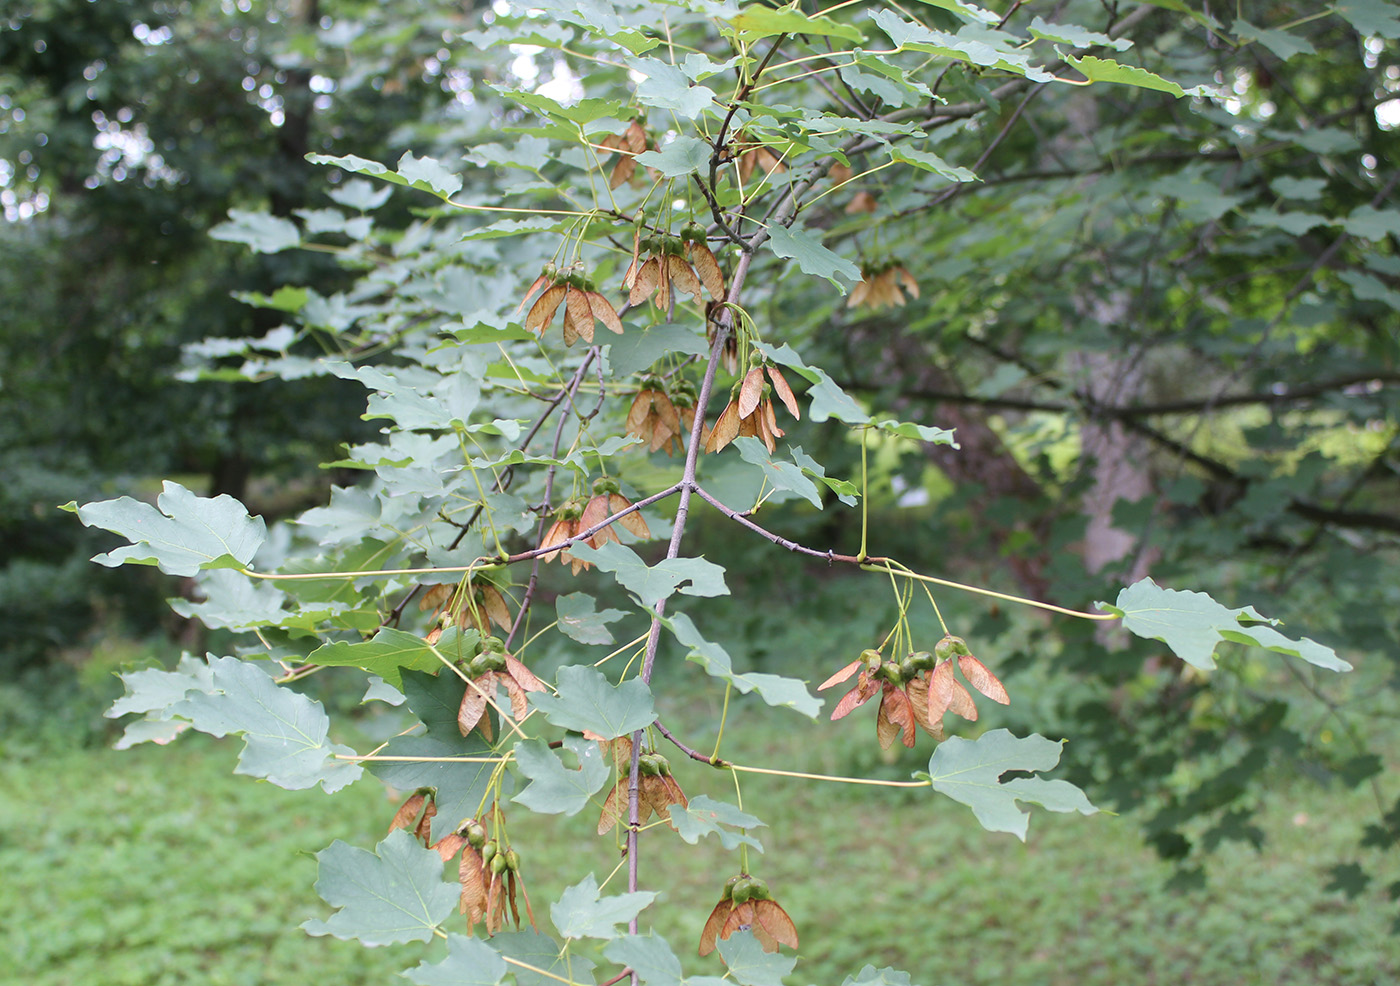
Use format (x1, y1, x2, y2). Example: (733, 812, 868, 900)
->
(3, 691, 1396, 986)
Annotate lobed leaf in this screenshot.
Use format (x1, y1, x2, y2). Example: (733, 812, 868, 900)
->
(303, 829, 459, 946)
(551, 873, 657, 940)
(923, 729, 1098, 840)
(1099, 578, 1351, 672)
(70, 480, 267, 577)
(529, 665, 657, 739)
(512, 736, 611, 816)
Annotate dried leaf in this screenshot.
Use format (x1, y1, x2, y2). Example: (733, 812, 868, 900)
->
(588, 291, 624, 334)
(458, 672, 496, 736)
(525, 284, 566, 334)
(931, 660, 977, 720)
(688, 241, 726, 300)
(629, 257, 660, 307)
(754, 899, 799, 950)
(705, 401, 742, 453)
(565, 287, 594, 344)
(389, 791, 427, 834)
(667, 254, 704, 303)
(504, 655, 545, 693)
(597, 780, 627, 834)
(481, 586, 511, 632)
(817, 660, 862, 690)
(846, 191, 878, 214)
(876, 683, 917, 750)
(460, 847, 488, 922)
(699, 899, 732, 955)
(830, 672, 879, 720)
(958, 655, 1009, 704)
(610, 493, 652, 539)
(737, 367, 765, 418)
(765, 366, 800, 420)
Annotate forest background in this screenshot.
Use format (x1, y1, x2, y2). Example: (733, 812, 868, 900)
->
(1, 1, 1399, 984)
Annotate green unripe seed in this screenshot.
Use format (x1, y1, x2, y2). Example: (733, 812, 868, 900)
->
(465, 821, 487, 849)
(490, 853, 509, 876)
(482, 840, 498, 864)
(504, 849, 521, 871)
(467, 655, 492, 678)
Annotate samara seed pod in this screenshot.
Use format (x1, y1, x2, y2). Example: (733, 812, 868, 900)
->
(934, 636, 959, 662)
(908, 650, 935, 672)
(481, 840, 499, 865)
(504, 849, 521, 871)
(490, 853, 509, 876)
(481, 635, 506, 655)
(730, 876, 757, 905)
(482, 650, 508, 673)
(861, 648, 883, 674)
(464, 820, 487, 849)
(721, 874, 742, 901)
(467, 654, 493, 678)
(899, 655, 920, 681)
(746, 878, 772, 901)
(639, 753, 662, 777)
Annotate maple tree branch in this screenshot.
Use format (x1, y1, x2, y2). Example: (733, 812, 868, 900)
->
(654, 718, 726, 766)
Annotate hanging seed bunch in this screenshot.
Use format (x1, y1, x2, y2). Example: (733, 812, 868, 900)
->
(518, 264, 623, 345)
(455, 635, 546, 742)
(705, 360, 801, 454)
(847, 259, 919, 311)
(626, 375, 698, 455)
(698, 874, 798, 955)
(819, 636, 1009, 749)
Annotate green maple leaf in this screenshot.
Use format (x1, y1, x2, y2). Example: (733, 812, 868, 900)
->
(209, 208, 300, 252)
(1333, 0, 1400, 38)
(551, 874, 657, 940)
(764, 224, 861, 288)
(370, 669, 503, 841)
(629, 57, 717, 118)
(670, 794, 765, 852)
(529, 665, 656, 739)
(568, 542, 728, 608)
(603, 935, 684, 986)
(68, 480, 266, 577)
(1099, 578, 1351, 672)
(634, 136, 711, 177)
(718, 932, 795, 986)
(556, 592, 628, 646)
(512, 735, 610, 815)
(666, 613, 821, 719)
(404, 934, 509, 986)
(922, 729, 1098, 841)
(308, 627, 479, 689)
(302, 830, 459, 946)
(155, 655, 361, 792)
(491, 930, 597, 986)
(732, 4, 866, 43)
(842, 966, 922, 986)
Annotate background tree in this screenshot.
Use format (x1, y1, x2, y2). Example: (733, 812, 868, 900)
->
(10, 0, 1400, 981)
